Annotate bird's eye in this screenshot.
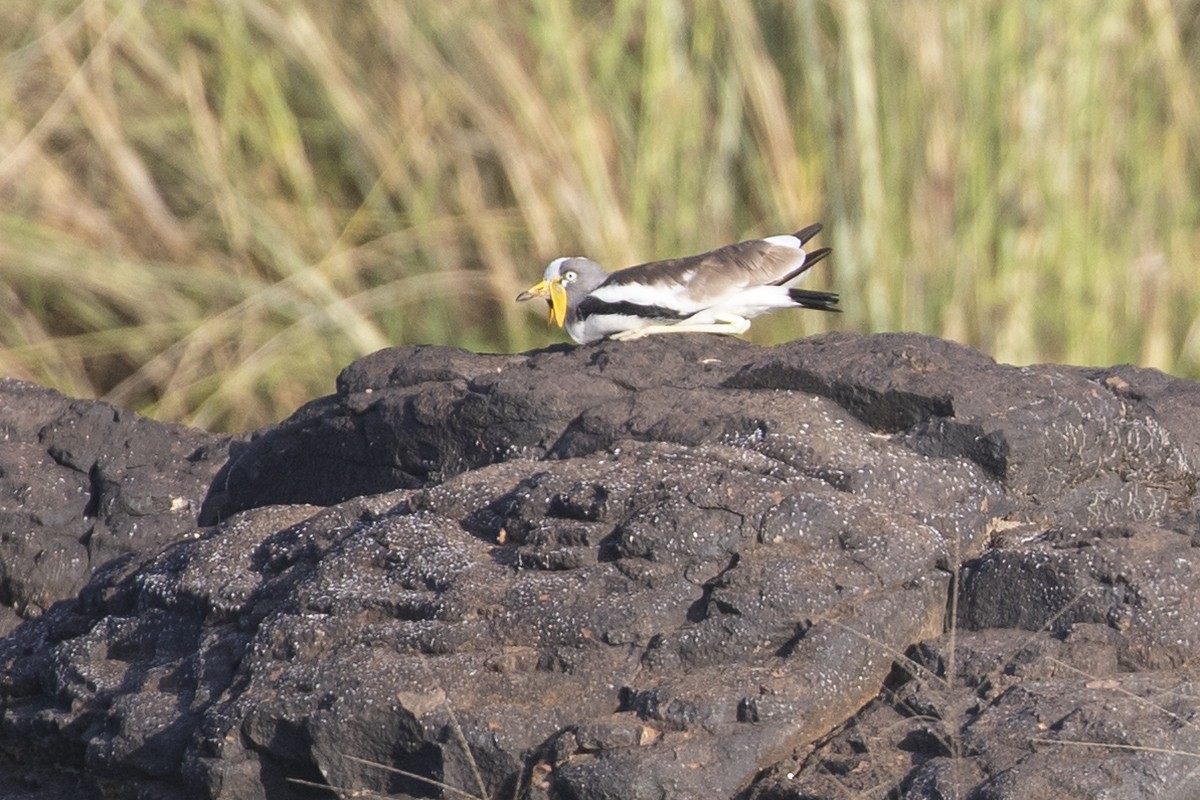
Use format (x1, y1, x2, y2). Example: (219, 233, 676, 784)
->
(563, 270, 578, 282)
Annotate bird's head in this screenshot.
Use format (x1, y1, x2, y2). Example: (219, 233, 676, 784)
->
(516, 257, 608, 328)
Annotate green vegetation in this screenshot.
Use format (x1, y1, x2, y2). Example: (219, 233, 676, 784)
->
(2, 0, 1198, 431)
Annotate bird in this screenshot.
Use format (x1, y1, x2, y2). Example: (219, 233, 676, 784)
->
(515, 223, 838, 344)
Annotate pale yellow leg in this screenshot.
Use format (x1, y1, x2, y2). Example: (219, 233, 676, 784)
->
(610, 314, 751, 341)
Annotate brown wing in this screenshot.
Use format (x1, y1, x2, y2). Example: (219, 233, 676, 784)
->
(602, 238, 806, 295)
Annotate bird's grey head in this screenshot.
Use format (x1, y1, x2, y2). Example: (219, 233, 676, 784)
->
(544, 257, 609, 304)
(516, 256, 611, 330)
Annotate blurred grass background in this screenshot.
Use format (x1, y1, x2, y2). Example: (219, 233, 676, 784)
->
(2, 0, 1198, 432)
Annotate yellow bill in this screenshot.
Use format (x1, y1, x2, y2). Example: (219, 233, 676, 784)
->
(516, 278, 568, 329)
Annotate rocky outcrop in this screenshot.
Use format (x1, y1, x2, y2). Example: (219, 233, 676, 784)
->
(2, 332, 1198, 800)
(0, 380, 231, 635)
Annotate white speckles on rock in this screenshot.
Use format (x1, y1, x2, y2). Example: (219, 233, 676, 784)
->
(8, 336, 1200, 799)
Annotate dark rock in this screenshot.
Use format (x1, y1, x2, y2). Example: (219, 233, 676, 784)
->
(202, 336, 754, 520)
(0, 379, 231, 635)
(2, 333, 1200, 800)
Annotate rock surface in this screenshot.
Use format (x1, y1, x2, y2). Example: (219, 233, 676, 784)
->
(2, 332, 1199, 800)
(0, 380, 231, 635)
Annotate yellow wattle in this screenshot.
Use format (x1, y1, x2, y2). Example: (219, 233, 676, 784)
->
(549, 281, 568, 328)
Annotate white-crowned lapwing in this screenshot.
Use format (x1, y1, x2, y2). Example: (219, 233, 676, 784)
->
(517, 223, 838, 344)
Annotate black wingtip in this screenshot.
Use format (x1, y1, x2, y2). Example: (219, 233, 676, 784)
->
(804, 247, 831, 268)
(793, 222, 823, 245)
(788, 288, 841, 312)
(771, 246, 834, 286)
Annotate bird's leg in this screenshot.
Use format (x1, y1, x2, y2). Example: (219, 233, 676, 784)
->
(610, 314, 751, 340)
